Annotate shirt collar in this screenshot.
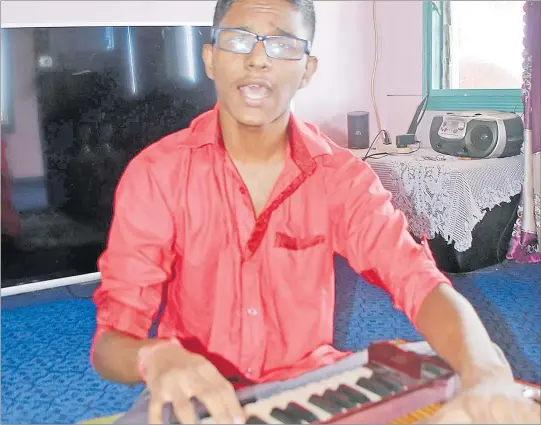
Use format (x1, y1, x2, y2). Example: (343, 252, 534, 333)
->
(178, 104, 333, 171)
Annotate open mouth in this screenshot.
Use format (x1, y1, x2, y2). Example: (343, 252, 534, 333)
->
(238, 84, 271, 105)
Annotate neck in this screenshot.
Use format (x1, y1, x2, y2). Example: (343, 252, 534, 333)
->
(218, 108, 290, 163)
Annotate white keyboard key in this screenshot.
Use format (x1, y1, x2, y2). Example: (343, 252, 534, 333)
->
(198, 362, 379, 424)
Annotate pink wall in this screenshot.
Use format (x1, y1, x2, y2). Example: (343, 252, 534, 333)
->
(296, 1, 426, 146)
(1, 1, 426, 179)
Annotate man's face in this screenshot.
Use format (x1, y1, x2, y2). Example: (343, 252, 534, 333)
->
(202, 0, 318, 127)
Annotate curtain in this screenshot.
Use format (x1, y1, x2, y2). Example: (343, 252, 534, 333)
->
(507, 0, 541, 263)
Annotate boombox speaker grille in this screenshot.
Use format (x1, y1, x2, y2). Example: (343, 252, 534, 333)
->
(465, 122, 497, 157)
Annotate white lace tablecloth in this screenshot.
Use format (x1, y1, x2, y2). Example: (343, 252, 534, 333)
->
(361, 148, 524, 252)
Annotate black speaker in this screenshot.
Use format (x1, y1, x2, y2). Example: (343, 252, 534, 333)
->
(347, 111, 370, 149)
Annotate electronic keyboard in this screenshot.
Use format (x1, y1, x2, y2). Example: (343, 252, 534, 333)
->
(106, 340, 540, 425)
(192, 341, 462, 424)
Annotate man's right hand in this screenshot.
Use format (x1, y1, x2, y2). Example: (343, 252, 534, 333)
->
(139, 341, 245, 424)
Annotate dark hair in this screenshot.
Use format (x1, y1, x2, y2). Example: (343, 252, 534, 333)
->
(213, 0, 316, 41)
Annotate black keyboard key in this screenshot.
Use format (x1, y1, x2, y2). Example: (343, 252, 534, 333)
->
(356, 377, 394, 397)
(308, 394, 344, 414)
(285, 403, 319, 423)
(323, 390, 357, 409)
(245, 415, 267, 424)
(337, 384, 371, 405)
(192, 394, 259, 421)
(270, 408, 298, 424)
(372, 374, 403, 392)
(422, 362, 446, 377)
(240, 395, 258, 406)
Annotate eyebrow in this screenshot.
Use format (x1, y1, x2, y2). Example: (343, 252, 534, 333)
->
(230, 25, 298, 38)
(274, 27, 297, 38)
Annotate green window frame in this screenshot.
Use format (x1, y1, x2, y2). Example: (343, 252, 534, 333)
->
(422, 0, 523, 113)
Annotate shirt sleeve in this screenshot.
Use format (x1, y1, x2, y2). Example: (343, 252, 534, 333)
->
(328, 152, 452, 327)
(91, 153, 177, 359)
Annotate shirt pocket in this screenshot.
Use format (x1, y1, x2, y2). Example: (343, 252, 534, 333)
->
(274, 232, 326, 250)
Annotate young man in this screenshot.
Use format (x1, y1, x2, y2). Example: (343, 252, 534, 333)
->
(91, 0, 540, 423)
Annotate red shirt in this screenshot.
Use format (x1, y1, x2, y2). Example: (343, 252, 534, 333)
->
(92, 106, 451, 384)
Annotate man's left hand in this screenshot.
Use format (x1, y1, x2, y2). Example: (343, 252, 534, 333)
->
(427, 375, 540, 424)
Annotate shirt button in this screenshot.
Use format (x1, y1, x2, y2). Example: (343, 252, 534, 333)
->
(247, 308, 258, 316)
(246, 368, 253, 376)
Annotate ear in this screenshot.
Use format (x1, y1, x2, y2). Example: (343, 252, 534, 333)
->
(202, 44, 215, 81)
(299, 56, 318, 89)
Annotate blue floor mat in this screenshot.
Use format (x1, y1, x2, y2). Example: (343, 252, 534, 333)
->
(2, 259, 540, 424)
(332, 258, 541, 384)
(1, 299, 144, 424)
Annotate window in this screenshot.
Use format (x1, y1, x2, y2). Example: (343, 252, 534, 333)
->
(1, 28, 14, 130)
(423, 1, 525, 112)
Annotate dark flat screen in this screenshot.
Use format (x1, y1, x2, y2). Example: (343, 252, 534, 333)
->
(1, 25, 216, 287)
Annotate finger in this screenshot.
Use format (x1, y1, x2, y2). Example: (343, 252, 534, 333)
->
(508, 398, 541, 424)
(156, 375, 199, 424)
(148, 396, 165, 425)
(428, 398, 472, 424)
(481, 394, 535, 424)
(430, 409, 472, 424)
(188, 379, 236, 425)
(197, 367, 245, 424)
(211, 384, 245, 424)
(523, 402, 541, 424)
(431, 409, 472, 424)
(170, 391, 198, 425)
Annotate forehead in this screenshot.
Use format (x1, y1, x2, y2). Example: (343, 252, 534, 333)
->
(219, 0, 309, 39)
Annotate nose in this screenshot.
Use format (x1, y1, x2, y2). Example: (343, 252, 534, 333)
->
(245, 40, 272, 71)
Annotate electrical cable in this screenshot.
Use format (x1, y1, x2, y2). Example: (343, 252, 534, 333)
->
(361, 129, 390, 161)
(370, 1, 384, 147)
(363, 141, 421, 161)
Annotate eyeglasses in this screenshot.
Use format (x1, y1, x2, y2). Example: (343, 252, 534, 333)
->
(211, 27, 311, 61)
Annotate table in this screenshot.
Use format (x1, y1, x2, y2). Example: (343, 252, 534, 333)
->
(350, 147, 524, 271)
